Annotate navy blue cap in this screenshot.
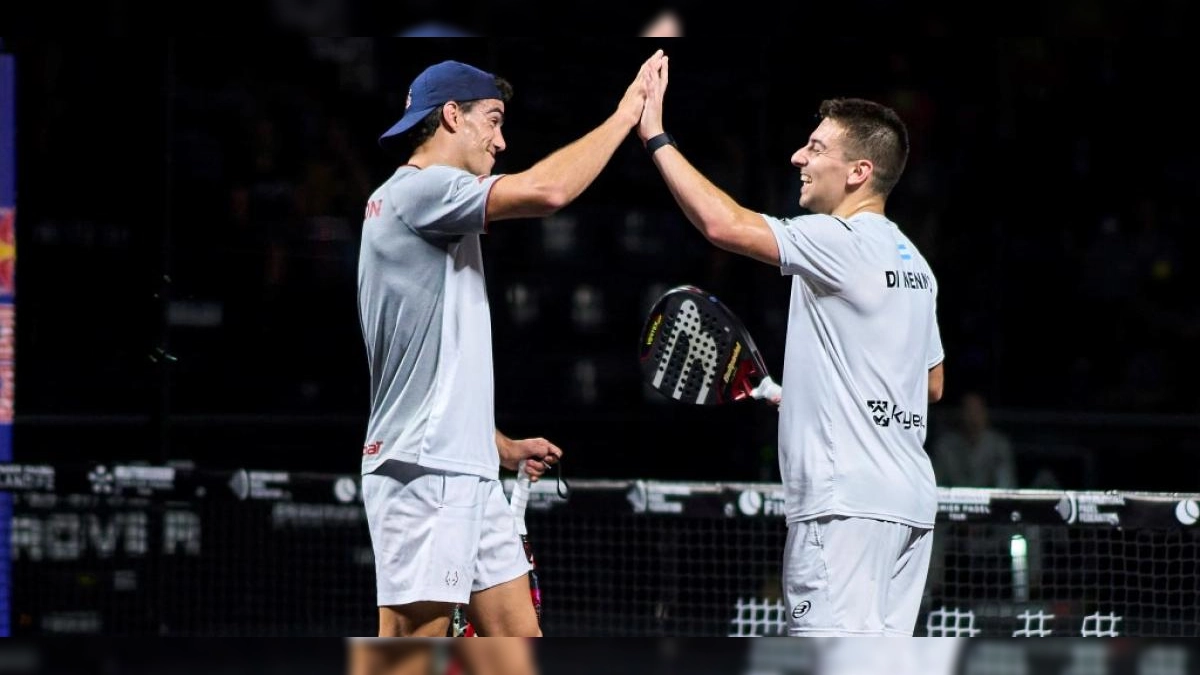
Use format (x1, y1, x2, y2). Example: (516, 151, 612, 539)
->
(379, 60, 501, 150)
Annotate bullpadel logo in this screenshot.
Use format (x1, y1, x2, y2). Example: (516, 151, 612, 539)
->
(792, 600, 812, 619)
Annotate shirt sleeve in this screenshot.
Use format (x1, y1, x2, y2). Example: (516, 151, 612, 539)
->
(389, 165, 503, 237)
(761, 213, 857, 293)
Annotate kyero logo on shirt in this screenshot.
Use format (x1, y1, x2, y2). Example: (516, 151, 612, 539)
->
(865, 399, 926, 431)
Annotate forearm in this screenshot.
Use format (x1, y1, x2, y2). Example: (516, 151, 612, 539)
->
(520, 112, 633, 209)
(651, 145, 745, 243)
(494, 429, 512, 458)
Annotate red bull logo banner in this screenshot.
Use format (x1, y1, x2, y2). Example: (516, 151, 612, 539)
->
(0, 208, 13, 298)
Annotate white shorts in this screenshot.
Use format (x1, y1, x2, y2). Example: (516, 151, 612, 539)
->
(362, 460, 531, 606)
(783, 516, 932, 636)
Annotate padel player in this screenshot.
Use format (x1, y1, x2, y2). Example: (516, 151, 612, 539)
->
(356, 50, 663, 651)
(638, 56, 944, 636)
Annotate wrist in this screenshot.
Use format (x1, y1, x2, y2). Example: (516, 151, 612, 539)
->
(644, 132, 675, 154)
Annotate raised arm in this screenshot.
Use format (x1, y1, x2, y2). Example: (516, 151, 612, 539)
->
(486, 50, 663, 222)
(637, 55, 781, 266)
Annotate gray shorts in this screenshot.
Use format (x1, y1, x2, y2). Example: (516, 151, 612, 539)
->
(783, 515, 932, 636)
(362, 460, 531, 606)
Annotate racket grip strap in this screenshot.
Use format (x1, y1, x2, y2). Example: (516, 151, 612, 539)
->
(751, 376, 783, 403)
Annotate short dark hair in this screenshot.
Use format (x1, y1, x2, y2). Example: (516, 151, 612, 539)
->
(408, 76, 514, 149)
(818, 98, 909, 196)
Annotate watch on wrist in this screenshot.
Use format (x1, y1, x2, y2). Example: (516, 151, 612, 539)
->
(645, 132, 676, 154)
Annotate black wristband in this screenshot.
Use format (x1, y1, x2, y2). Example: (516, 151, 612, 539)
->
(645, 132, 676, 155)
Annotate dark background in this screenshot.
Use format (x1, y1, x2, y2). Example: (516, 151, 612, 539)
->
(3, 36, 1199, 490)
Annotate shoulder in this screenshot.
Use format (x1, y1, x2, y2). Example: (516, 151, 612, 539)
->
(763, 213, 856, 243)
(396, 164, 476, 186)
(848, 211, 898, 232)
(387, 165, 490, 199)
(766, 213, 850, 230)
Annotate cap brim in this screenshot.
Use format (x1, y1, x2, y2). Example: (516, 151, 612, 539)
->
(379, 104, 437, 151)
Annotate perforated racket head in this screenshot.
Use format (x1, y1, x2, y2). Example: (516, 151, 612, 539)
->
(638, 285, 772, 405)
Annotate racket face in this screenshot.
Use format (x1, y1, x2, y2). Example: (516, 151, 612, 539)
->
(639, 285, 770, 405)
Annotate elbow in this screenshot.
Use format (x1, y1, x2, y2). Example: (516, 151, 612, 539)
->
(526, 177, 570, 214)
(927, 362, 945, 403)
(540, 188, 571, 214)
(701, 207, 757, 252)
(524, 191, 569, 218)
(702, 219, 740, 250)
(706, 226, 735, 250)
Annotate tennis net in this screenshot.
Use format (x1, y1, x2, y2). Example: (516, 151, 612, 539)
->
(4, 463, 1198, 636)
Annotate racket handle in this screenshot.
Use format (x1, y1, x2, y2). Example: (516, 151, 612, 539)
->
(751, 376, 783, 403)
(511, 460, 533, 535)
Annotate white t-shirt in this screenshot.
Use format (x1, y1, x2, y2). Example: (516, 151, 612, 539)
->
(357, 164, 504, 479)
(763, 211, 944, 528)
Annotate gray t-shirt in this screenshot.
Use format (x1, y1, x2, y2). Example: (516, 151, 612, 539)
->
(763, 211, 944, 528)
(357, 164, 504, 479)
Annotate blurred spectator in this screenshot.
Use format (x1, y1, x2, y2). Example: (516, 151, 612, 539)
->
(640, 9, 685, 36)
(268, 0, 350, 34)
(932, 391, 1016, 488)
(394, 8, 684, 36)
(396, 21, 477, 36)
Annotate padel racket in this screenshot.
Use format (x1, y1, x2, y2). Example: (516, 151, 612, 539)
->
(639, 284, 782, 405)
(509, 460, 542, 625)
(449, 460, 540, 638)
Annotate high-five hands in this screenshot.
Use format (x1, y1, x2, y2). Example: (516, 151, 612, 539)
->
(638, 52, 669, 143)
(617, 50, 666, 128)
